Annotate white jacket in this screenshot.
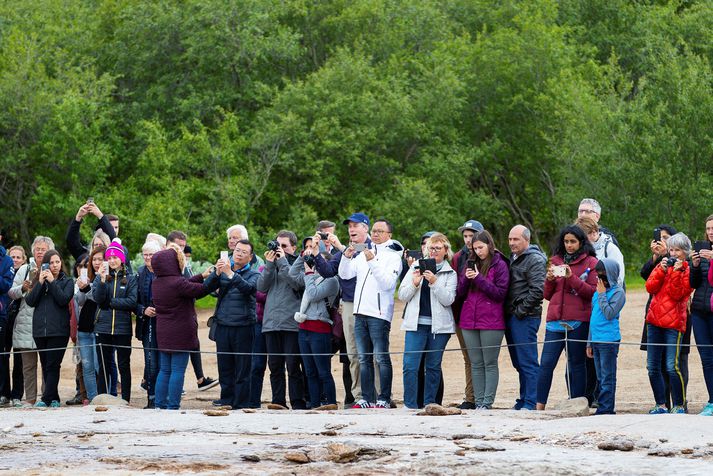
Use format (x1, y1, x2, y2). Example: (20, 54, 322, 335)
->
(398, 261, 457, 334)
(338, 240, 402, 322)
(8, 264, 36, 349)
(593, 233, 625, 286)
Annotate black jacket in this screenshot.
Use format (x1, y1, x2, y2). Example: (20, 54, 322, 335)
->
(204, 266, 259, 327)
(65, 215, 116, 260)
(135, 265, 155, 340)
(505, 245, 547, 318)
(92, 271, 138, 336)
(25, 274, 74, 338)
(690, 254, 713, 314)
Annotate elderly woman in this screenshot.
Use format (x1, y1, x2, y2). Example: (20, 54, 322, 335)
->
(399, 233, 457, 409)
(646, 232, 694, 414)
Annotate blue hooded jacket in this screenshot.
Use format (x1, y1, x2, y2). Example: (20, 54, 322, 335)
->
(589, 258, 626, 344)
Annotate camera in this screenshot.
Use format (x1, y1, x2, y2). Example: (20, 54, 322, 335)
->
(304, 254, 315, 268)
(266, 240, 280, 252)
(318, 232, 329, 240)
(666, 257, 677, 268)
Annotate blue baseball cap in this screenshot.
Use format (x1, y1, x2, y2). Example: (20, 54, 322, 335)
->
(458, 219, 484, 234)
(343, 212, 370, 227)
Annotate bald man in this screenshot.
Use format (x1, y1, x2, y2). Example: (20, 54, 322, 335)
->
(504, 225, 547, 410)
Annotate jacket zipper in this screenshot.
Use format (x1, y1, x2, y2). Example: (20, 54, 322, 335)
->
(111, 274, 118, 334)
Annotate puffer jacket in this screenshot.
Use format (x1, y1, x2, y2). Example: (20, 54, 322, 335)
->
(8, 264, 36, 349)
(544, 253, 598, 323)
(457, 251, 510, 330)
(647, 261, 693, 333)
(690, 253, 713, 314)
(204, 264, 259, 327)
(92, 269, 138, 336)
(25, 273, 74, 338)
(399, 260, 457, 334)
(506, 244, 547, 318)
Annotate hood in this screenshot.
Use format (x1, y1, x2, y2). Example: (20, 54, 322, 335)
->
(593, 233, 611, 251)
(600, 258, 620, 286)
(514, 244, 546, 260)
(151, 248, 182, 278)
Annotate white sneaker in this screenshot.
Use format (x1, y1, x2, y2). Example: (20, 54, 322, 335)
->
(12, 399, 23, 407)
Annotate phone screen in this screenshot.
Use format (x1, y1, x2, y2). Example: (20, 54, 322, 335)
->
(80, 268, 88, 280)
(407, 250, 422, 260)
(220, 251, 229, 261)
(694, 241, 712, 252)
(653, 228, 662, 242)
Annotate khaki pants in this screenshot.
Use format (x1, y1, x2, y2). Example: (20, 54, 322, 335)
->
(19, 350, 44, 402)
(341, 301, 379, 402)
(455, 327, 474, 403)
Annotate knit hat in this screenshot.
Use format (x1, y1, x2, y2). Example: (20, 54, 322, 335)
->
(105, 238, 126, 263)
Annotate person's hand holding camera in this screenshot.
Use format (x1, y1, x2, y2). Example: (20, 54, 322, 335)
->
(650, 240, 666, 259)
(691, 251, 701, 267)
(38, 269, 47, 284)
(423, 270, 437, 285)
(412, 268, 422, 287)
(264, 250, 277, 263)
(22, 279, 32, 292)
(327, 233, 344, 251)
(660, 258, 670, 271)
(75, 204, 90, 222)
(673, 259, 683, 271)
(546, 266, 555, 281)
(563, 264, 572, 278)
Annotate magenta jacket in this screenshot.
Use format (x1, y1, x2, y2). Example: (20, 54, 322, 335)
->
(456, 251, 510, 330)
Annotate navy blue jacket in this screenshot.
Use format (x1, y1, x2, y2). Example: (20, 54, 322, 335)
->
(690, 251, 713, 314)
(93, 271, 138, 336)
(204, 265, 259, 327)
(0, 245, 14, 320)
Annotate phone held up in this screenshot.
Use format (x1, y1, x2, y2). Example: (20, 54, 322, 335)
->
(353, 243, 369, 252)
(552, 265, 567, 278)
(694, 241, 712, 253)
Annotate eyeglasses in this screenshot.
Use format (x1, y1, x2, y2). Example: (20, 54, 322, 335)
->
(234, 249, 251, 256)
(371, 229, 390, 235)
(429, 246, 445, 252)
(142, 254, 154, 259)
(280, 244, 290, 249)
(578, 208, 596, 215)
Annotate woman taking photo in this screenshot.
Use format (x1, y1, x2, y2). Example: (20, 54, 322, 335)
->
(399, 233, 457, 409)
(93, 239, 137, 403)
(457, 230, 510, 410)
(690, 215, 713, 415)
(537, 225, 598, 410)
(25, 250, 74, 407)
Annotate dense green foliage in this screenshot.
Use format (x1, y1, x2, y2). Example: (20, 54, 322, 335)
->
(2, 0, 713, 275)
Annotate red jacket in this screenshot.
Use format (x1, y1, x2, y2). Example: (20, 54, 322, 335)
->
(544, 253, 598, 323)
(646, 261, 692, 333)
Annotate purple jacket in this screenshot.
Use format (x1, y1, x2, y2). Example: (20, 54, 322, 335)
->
(456, 251, 510, 330)
(151, 249, 210, 352)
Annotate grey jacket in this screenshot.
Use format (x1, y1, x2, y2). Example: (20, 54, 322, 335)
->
(506, 245, 547, 318)
(290, 255, 340, 324)
(257, 254, 304, 332)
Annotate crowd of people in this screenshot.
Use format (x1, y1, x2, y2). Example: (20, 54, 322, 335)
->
(1, 198, 713, 416)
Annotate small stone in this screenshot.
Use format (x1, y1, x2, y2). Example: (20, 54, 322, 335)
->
(553, 397, 590, 417)
(315, 404, 339, 411)
(510, 435, 535, 442)
(325, 423, 348, 430)
(242, 409, 256, 413)
(32, 432, 42, 437)
(455, 449, 467, 456)
(659, 438, 668, 443)
(203, 410, 229, 417)
(14, 423, 24, 428)
(90, 394, 129, 406)
(470, 442, 506, 452)
(419, 404, 462, 416)
(242, 455, 260, 462)
(451, 434, 485, 440)
(285, 452, 310, 464)
(321, 430, 337, 436)
(598, 439, 634, 452)
(108, 446, 114, 450)
(410, 452, 418, 456)
(215, 405, 232, 411)
(272, 427, 278, 430)
(349, 421, 357, 425)
(648, 447, 676, 457)
(94, 406, 109, 412)
(267, 403, 289, 410)
(326, 443, 360, 463)
(681, 448, 694, 455)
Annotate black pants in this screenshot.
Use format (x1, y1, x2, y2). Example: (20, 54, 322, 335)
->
(34, 336, 68, 404)
(96, 334, 132, 402)
(1, 320, 24, 400)
(264, 330, 305, 409)
(190, 342, 205, 381)
(215, 324, 253, 409)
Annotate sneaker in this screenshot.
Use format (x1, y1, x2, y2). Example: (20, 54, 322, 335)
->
(458, 401, 476, 410)
(648, 405, 667, 414)
(0, 396, 9, 406)
(511, 401, 523, 410)
(197, 377, 219, 391)
(65, 395, 83, 406)
(669, 405, 687, 414)
(34, 401, 48, 408)
(375, 400, 390, 409)
(12, 399, 23, 408)
(212, 399, 231, 407)
(699, 403, 713, 416)
(50, 401, 61, 408)
(351, 399, 373, 409)
(476, 404, 492, 410)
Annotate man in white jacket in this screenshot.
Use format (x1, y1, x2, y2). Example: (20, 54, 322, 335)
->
(339, 218, 402, 408)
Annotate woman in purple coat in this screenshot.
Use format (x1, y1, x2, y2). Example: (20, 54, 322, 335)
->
(151, 244, 212, 409)
(457, 230, 510, 409)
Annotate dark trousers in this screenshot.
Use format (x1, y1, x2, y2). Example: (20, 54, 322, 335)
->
(248, 322, 267, 408)
(34, 335, 68, 404)
(97, 333, 132, 402)
(1, 320, 24, 400)
(215, 324, 253, 409)
(264, 330, 305, 409)
(190, 342, 204, 381)
(141, 320, 159, 399)
(692, 311, 713, 404)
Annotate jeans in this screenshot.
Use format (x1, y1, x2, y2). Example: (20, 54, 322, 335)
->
(354, 314, 392, 403)
(505, 315, 541, 409)
(298, 329, 336, 408)
(216, 324, 253, 409)
(536, 323, 589, 405)
(77, 331, 98, 401)
(248, 322, 267, 408)
(96, 334, 132, 402)
(461, 329, 504, 407)
(34, 336, 68, 405)
(264, 330, 305, 409)
(155, 351, 190, 409)
(592, 342, 619, 414)
(141, 319, 159, 400)
(691, 311, 713, 404)
(647, 324, 685, 407)
(403, 325, 450, 409)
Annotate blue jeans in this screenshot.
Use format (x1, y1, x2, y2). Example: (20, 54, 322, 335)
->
(142, 318, 159, 399)
(592, 342, 619, 414)
(249, 322, 267, 408)
(647, 324, 685, 407)
(77, 331, 98, 401)
(505, 315, 541, 409)
(155, 351, 190, 410)
(536, 323, 589, 405)
(403, 325, 450, 409)
(298, 329, 336, 408)
(691, 311, 713, 404)
(216, 324, 253, 409)
(354, 314, 392, 403)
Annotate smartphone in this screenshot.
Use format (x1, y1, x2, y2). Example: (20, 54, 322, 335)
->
(466, 259, 476, 270)
(353, 243, 368, 252)
(80, 268, 88, 281)
(552, 265, 567, 277)
(653, 228, 662, 242)
(41, 263, 50, 271)
(87, 197, 94, 205)
(694, 241, 712, 253)
(220, 250, 229, 262)
(103, 261, 109, 274)
(418, 258, 437, 275)
(407, 250, 422, 260)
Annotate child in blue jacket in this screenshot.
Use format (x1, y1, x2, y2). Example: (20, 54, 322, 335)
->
(586, 258, 626, 415)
